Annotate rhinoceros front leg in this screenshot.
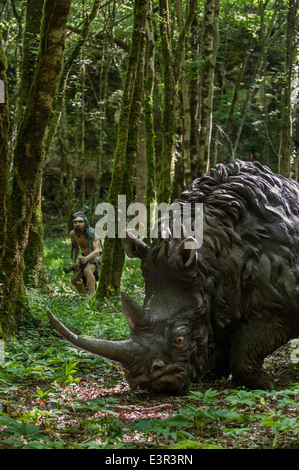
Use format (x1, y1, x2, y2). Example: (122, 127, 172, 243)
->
(228, 318, 288, 390)
(204, 339, 230, 380)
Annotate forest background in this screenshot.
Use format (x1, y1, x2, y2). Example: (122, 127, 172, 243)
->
(0, 0, 298, 335)
(0, 0, 298, 450)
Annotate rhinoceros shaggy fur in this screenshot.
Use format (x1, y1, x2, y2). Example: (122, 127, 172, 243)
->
(47, 160, 299, 393)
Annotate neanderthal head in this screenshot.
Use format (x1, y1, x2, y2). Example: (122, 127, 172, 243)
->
(72, 211, 90, 238)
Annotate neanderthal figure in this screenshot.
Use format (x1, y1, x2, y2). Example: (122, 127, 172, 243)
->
(69, 211, 102, 298)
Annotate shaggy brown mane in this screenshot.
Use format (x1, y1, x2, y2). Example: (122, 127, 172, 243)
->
(182, 160, 299, 248)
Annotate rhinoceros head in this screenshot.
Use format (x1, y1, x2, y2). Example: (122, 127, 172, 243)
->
(47, 231, 210, 394)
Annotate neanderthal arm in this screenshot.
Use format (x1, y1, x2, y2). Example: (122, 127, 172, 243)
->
(80, 236, 102, 263)
(70, 236, 80, 265)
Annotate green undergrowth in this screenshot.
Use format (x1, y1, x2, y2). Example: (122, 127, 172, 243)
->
(0, 238, 298, 449)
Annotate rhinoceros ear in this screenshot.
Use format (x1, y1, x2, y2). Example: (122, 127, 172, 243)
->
(178, 237, 198, 268)
(121, 230, 150, 260)
(121, 292, 150, 329)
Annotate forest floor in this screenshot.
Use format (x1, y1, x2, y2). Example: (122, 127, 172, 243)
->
(0, 238, 298, 451)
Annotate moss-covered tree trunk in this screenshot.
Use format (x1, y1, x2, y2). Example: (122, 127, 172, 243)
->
(175, 0, 192, 190)
(19, 0, 45, 288)
(198, 0, 220, 174)
(190, 13, 200, 180)
(44, 0, 100, 153)
(144, 0, 157, 242)
(280, 0, 298, 177)
(157, 0, 177, 204)
(157, 0, 196, 203)
(0, 0, 72, 335)
(90, 8, 113, 228)
(0, 33, 9, 273)
(97, 0, 148, 298)
(24, 171, 46, 287)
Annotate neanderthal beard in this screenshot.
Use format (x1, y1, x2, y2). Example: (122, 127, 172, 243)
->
(74, 226, 86, 238)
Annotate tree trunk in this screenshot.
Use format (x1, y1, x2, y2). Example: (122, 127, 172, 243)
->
(90, 7, 113, 227)
(157, 0, 177, 204)
(0, 33, 9, 273)
(18, 0, 44, 109)
(0, 0, 72, 335)
(19, 0, 45, 288)
(44, 0, 100, 153)
(198, 0, 220, 174)
(144, 0, 157, 237)
(190, 13, 200, 180)
(280, 0, 298, 177)
(24, 173, 46, 287)
(136, 116, 147, 204)
(177, 0, 192, 188)
(97, 0, 148, 298)
(80, 50, 86, 208)
(158, 0, 197, 203)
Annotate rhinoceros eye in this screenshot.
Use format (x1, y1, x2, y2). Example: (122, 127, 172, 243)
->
(174, 335, 186, 346)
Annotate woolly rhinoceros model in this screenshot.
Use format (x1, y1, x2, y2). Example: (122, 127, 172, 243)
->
(47, 160, 299, 393)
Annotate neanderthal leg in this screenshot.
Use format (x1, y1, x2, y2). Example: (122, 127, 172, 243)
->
(83, 263, 96, 297)
(71, 267, 85, 294)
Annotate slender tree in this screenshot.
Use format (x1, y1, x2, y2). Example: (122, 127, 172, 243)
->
(0, 33, 9, 270)
(189, 13, 200, 180)
(90, 5, 114, 227)
(157, 0, 177, 203)
(198, 0, 220, 174)
(97, 0, 148, 298)
(177, 0, 192, 189)
(280, 0, 298, 177)
(158, 0, 197, 203)
(144, 0, 157, 240)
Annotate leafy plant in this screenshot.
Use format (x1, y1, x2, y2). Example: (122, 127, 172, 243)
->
(55, 359, 79, 386)
(132, 414, 194, 446)
(0, 414, 48, 448)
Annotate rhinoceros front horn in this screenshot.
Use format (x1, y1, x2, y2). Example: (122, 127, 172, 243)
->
(46, 310, 133, 366)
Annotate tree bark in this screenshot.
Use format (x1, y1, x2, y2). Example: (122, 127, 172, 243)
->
(18, 0, 44, 109)
(157, 0, 177, 204)
(44, 0, 100, 153)
(280, 0, 298, 177)
(0, 33, 9, 275)
(144, 0, 157, 238)
(97, 0, 148, 298)
(177, 0, 192, 188)
(90, 6, 113, 227)
(19, 0, 45, 288)
(158, 0, 197, 203)
(190, 13, 200, 180)
(0, 0, 72, 335)
(198, 0, 220, 174)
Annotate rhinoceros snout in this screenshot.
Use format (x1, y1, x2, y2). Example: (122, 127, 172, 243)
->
(150, 360, 166, 377)
(139, 362, 190, 394)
